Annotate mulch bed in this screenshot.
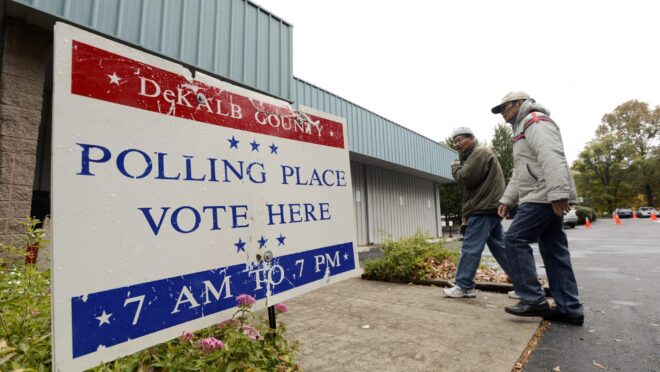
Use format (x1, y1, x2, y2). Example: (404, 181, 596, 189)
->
(420, 257, 549, 287)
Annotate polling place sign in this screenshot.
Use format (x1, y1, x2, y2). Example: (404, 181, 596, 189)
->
(51, 23, 359, 371)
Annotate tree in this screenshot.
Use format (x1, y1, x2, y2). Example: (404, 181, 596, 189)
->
(572, 100, 660, 212)
(599, 100, 660, 206)
(572, 134, 628, 213)
(489, 123, 514, 183)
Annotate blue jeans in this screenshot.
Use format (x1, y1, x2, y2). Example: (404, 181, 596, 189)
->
(505, 203, 583, 316)
(455, 214, 510, 290)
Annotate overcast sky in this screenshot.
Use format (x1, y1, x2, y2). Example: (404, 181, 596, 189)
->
(255, 0, 660, 164)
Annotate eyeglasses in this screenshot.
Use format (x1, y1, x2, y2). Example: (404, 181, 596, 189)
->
(453, 136, 468, 146)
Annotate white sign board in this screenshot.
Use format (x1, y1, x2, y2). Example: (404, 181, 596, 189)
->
(52, 23, 359, 371)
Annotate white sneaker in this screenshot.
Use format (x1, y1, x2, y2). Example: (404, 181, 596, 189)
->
(508, 291, 521, 299)
(443, 285, 477, 298)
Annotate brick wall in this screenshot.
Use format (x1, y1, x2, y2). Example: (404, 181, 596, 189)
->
(0, 18, 50, 246)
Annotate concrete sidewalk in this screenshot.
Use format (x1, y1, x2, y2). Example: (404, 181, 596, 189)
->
(279, 278, 540, 372)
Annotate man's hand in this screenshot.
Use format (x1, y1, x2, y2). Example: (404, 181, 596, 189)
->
(451, 160, 460, 168)
(551, 199, 571, 216)
(460, 224, 467, 236)
(498, 203, 509, 218)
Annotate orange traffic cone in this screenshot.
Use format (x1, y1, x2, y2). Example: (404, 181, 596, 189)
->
(585, 217, 591, 228)
(615, 214, 622, 224)
(652, 212, 657, 221)
(633, 211, 638, 219)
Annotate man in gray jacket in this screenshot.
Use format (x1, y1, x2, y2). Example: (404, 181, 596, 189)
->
(443, 127, 512, 298)
(492, 91, 584, 325)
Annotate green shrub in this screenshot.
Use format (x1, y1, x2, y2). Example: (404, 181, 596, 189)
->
(362, 232, 460, 282)
(0, 218, 52, 371)
(1, 218, 299, 371)
(575, 206, 597, 224)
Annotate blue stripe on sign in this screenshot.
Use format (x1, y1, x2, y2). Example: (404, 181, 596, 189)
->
(71, 242, 355, 358)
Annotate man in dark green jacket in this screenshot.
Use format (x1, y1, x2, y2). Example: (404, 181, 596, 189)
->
(444, 127, 513, 298)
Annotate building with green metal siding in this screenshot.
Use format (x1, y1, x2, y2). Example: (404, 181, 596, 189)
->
(0, 0, 456, 246)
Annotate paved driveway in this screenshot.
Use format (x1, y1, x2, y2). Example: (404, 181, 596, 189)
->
(525, 218, 660, 371)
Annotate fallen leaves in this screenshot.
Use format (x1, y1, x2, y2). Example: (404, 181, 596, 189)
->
(593, 360, 606, 369)
(512, 321, 550, 371)
(475, 266, 510, 283)
(421, 257, 548, 285)
(0, 339, 17, 365)
(422, 258, 457, 280)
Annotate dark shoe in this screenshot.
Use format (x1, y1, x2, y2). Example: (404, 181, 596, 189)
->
(505, 301, 550, 317)
(543, 308, 584, 326)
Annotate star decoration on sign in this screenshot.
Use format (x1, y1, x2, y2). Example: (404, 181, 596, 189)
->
(344, 253, 349, 261)
(276, 233, 286, 246)
(329, 130, 335, 137)
(269, 143, 279, 154)
(96, 310, 112, 326)
(234, 238, 246, 253)
(257, 236, 268, 249)
(228, 136, 239, 149)
(250, 140, 260, 152)
(107, 72, 121, 85)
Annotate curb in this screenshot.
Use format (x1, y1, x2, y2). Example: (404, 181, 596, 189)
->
(356, 245, 381, 253)
(415, 278, 552, 297)
(413, 278, 514, 293)
(362, 275, 552, 296)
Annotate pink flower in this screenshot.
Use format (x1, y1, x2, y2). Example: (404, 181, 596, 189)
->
(180, 331, 194, 342)
(217, 319, 235, 329)
(236, 294, 256, 308)
(274, 303, 288, 314)
(198, 337, 225, 353)
(241, 324, 262, 341)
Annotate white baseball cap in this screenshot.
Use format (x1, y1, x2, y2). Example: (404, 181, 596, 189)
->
(491, 91, 531, 114)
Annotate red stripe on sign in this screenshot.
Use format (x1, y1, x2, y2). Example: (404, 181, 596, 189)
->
(70, 41, 345, 149)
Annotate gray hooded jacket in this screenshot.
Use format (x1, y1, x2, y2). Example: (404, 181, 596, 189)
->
(499, 100, 577, 207)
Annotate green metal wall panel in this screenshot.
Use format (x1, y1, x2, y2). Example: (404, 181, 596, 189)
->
(365, 166, 440, 244)
(12, 0, 294, 101)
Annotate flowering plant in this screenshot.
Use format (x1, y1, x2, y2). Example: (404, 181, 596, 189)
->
(275, 303, 289, 314)
(0, 223, 299, 371)
(236, 293, 257, 308)
(94, 294, 299, 371)
(198, 337, 225, 353)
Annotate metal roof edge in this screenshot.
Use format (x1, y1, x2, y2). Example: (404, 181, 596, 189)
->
(349, 152, 453, 184)
(293, 76, 453, 152)
(246, 0, 294, 27)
